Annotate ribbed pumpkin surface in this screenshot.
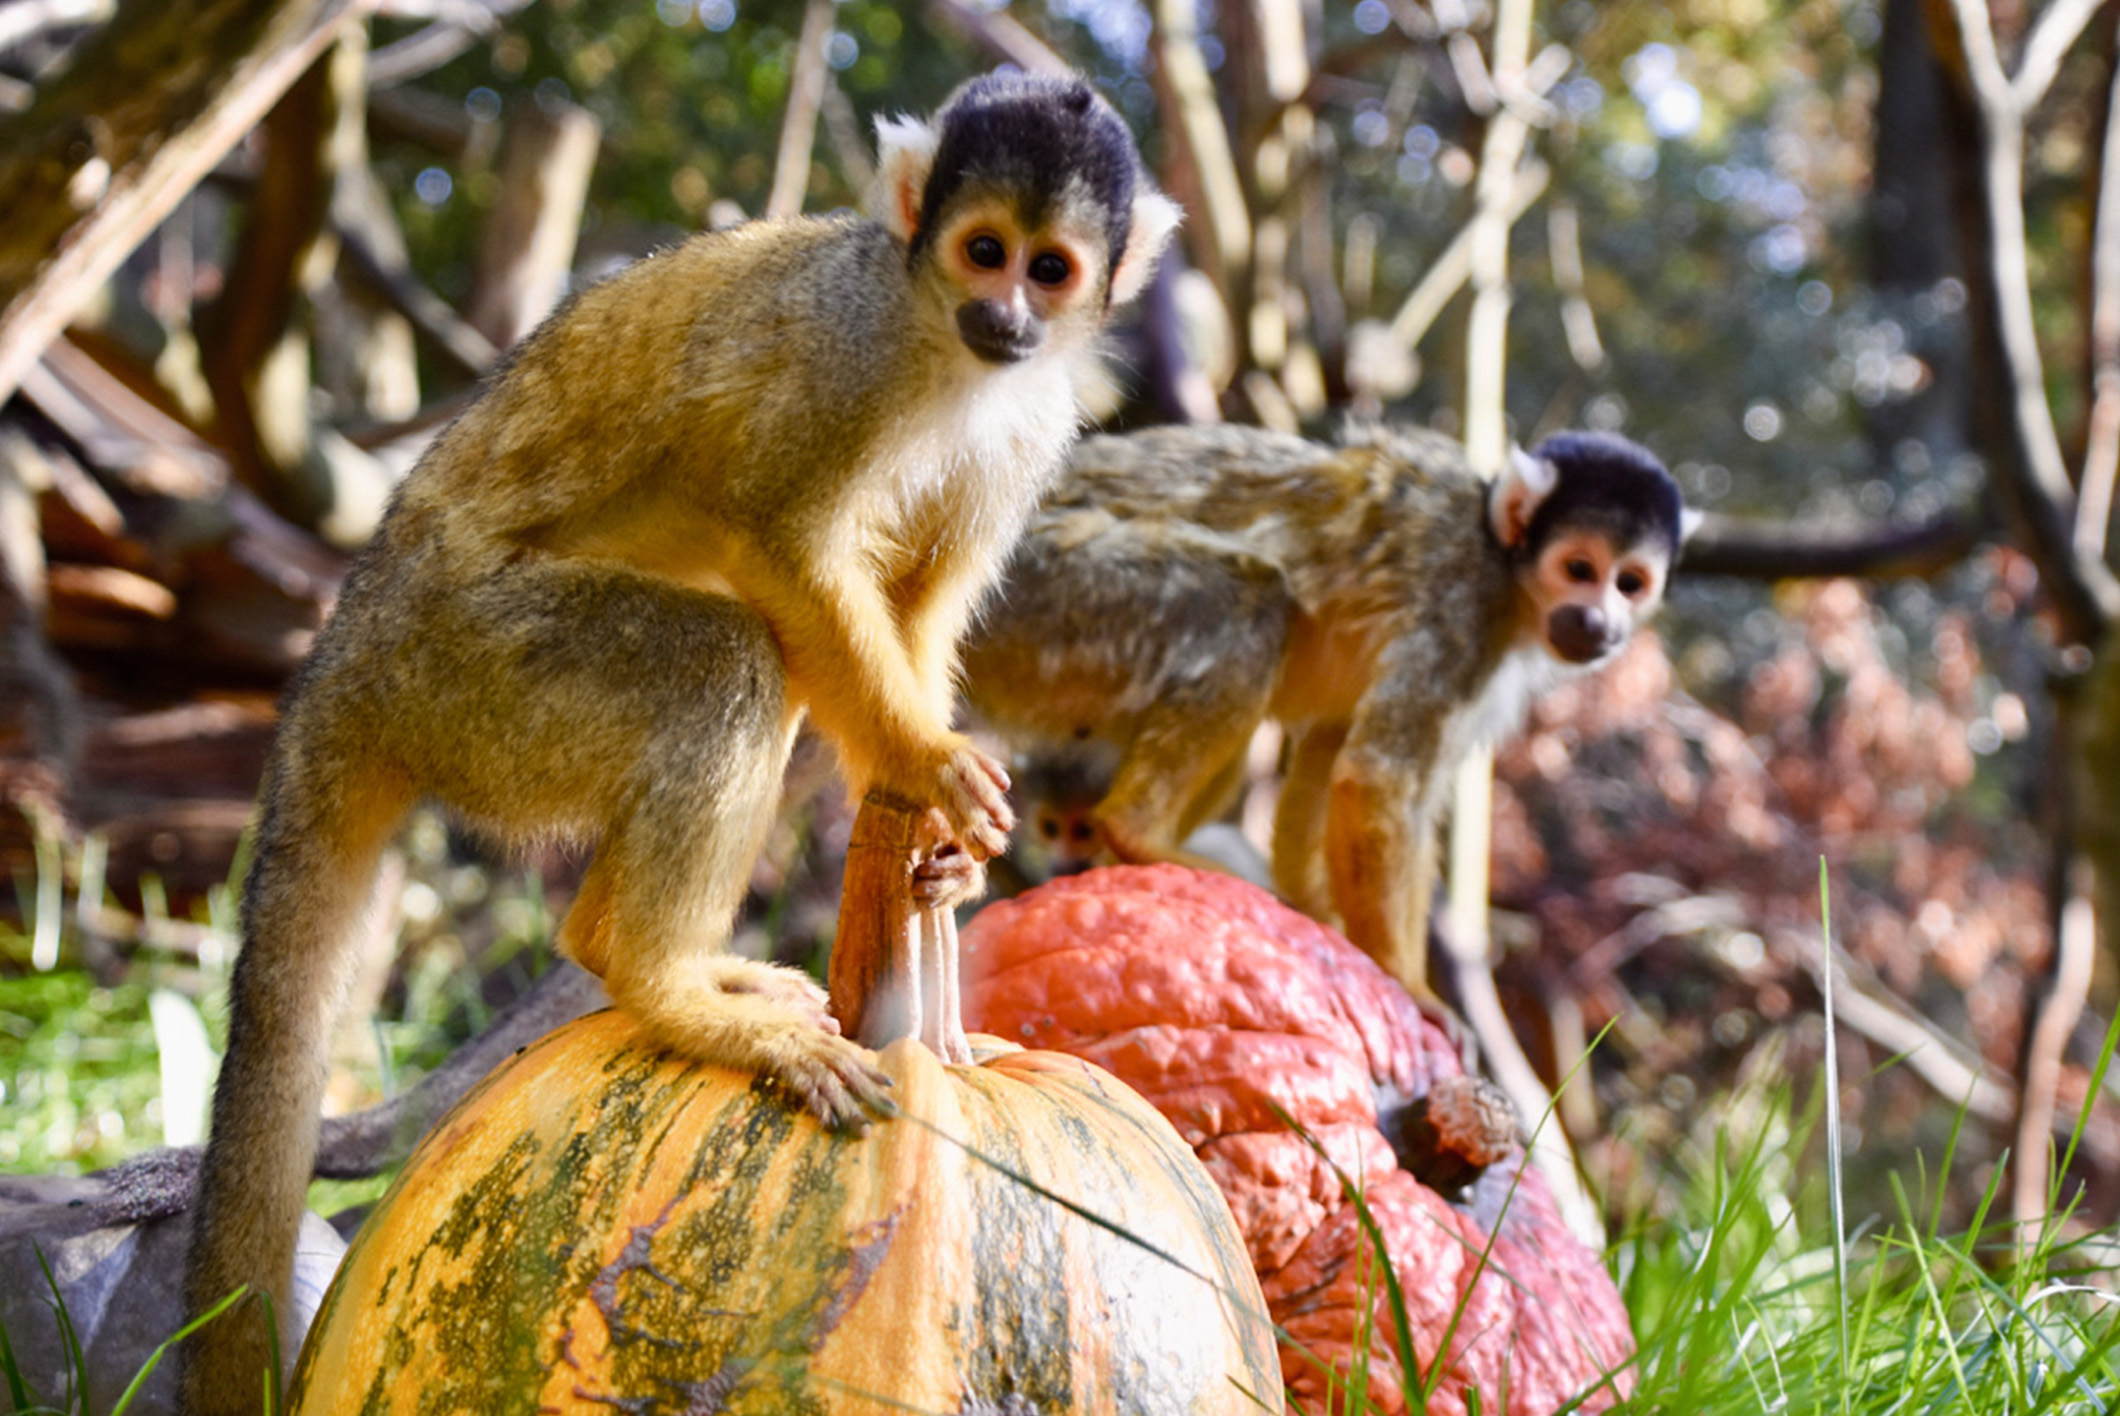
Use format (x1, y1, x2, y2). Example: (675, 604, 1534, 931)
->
(960, 865, 1634, 1416)
(289, 1010, 1276, 1415)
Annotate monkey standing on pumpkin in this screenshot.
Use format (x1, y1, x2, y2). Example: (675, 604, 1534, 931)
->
(182, 72, 1179, 1411)
(963, 423, 1695, 1002)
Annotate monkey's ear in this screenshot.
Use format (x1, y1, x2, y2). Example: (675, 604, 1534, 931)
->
(1490, 446, 1558, 548)
(870, 114, 940, 243)
(1680, 507, 1706, 544)
(1109, 190, 1183, 305)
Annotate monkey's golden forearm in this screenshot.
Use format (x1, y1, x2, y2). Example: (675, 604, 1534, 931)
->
(756, 559, 1013, 854)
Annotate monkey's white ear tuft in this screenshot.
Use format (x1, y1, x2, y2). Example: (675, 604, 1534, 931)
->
(869, 114, 939, 243)
(1109, 189, 1183, 305)
(1680, 506, 1706, 544)
(1490, 446, 1558, 548)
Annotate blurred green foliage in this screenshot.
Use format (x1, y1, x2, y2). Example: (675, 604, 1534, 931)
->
(0, 965, 160, 1173)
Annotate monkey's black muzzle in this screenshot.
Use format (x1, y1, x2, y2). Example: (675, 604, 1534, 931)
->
(957, 299, 1043, 364)
(1549, 605, 1619, 665)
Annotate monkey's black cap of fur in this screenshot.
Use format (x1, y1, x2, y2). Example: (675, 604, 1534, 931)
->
(914, 73, 1143, 281)
(1527, 431, 1688, 559)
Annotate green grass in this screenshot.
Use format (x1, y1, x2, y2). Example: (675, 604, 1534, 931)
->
(1608, 1091, 2120, 1413)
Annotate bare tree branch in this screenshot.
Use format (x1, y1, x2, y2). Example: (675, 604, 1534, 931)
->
(1547, 199, 1605, 371)
(337, 214, 499, 377)
(2009, 0, 2107, 109)
(819, 77, 875, 197)
(1787, 931, 2015, 1125)
(765, 0, 834, 220)
(2080, 36, 2120, 565)
(1680, 510, 1982, 580)
(1385, 159, 1548, 351)
(1151, 0, 1252, 297)
(1943, 0, 2120, 635)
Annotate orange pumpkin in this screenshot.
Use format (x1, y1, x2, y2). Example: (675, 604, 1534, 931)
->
(960, 864, 1634, 1415)
(289, 1009, 1278, 1414)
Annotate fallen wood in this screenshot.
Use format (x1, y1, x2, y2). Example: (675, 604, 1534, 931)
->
(0, 0, 377, 406)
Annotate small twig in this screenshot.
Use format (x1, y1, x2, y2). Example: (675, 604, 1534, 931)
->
(1786, 922, 2012, 1124)
(922, 0, 1069, 74)
(2013, 867, 2097, 1234)
(819, 77, 874, 197)
(337, 218, 498, 376)
(1546, 199, 1604, 372)
(366, 0, 532, 89)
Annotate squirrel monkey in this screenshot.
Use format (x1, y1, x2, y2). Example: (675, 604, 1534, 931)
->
(962, 424, 1692, 998)
(183, 73, 1178, 1410)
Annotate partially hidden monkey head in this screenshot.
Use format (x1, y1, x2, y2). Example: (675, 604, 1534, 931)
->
(1489, 430, 1699, 667)
(867, 73, 1182, 368)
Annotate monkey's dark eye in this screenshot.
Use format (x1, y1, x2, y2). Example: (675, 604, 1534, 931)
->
(966, 234, 1007, 270)
(1617, 570, 1648, 597)
(1565, 558, 1596, 583)
(1029, 251, 1073, 287)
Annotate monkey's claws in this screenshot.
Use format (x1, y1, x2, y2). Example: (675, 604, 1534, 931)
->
(777, 1032, 897, 1131)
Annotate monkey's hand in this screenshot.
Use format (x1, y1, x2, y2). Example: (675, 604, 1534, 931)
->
(929, 736, 1015, 858)
(683, 958, 898, 1129)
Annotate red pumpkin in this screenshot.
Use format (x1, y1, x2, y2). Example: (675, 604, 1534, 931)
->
(960, 864, 1634, 1415)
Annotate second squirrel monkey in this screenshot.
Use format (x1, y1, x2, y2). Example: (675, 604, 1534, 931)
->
(963, 424, 1691, 998)
(183, 72, 1178, 1412)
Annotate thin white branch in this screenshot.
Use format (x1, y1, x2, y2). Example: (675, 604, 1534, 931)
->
(2078, 20, 2120, 563)
(2011, 0, 2107, 109)
(1384, 158, 1548, 352)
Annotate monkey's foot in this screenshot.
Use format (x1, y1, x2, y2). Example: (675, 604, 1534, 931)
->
(709, 956, 840, 1032)
(692, 958, 897, 1128)
(756, 1025, 899, 1130)
(910, 842, 986, 909)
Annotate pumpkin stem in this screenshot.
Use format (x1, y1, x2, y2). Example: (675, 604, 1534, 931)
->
(828, 790, 973, 1064)
(1388, 1075, 1522, 1195)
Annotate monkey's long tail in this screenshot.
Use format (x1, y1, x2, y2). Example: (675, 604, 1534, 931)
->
(181, 742, 411, 1416)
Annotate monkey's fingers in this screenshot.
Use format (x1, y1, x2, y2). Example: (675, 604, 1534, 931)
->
(938, 748, 1015, 858)
(911, 845, 986, 909)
